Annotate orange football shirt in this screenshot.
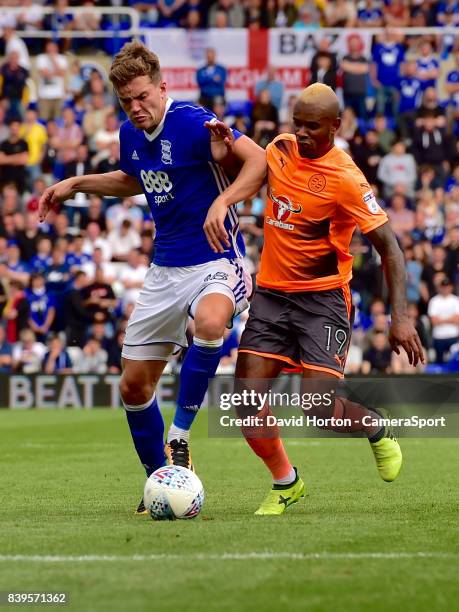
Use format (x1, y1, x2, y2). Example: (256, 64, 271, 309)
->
(257, 133, 388, 292)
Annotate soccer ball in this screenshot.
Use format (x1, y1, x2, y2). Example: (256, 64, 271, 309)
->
(143, 465, 205, 521)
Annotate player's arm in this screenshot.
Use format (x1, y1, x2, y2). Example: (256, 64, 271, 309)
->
(366, 222, 424, 366)
(203, 126, 267, 253)
(38, 171, 143, 222)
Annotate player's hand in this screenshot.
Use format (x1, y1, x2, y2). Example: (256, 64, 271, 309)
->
(389, 317, 425, 367)
(203, 196, 231, 254)
(204, 119, 235, 163)
(38, 178, 77, 222)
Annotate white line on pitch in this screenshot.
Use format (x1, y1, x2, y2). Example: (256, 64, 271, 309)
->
(0, 552, 456, 563)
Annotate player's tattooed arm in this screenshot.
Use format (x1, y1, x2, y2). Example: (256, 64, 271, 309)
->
(366, 222, 425, 366)
(38, 171, 143, 222)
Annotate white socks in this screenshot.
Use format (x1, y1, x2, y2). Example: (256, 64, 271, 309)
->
(167, 424, 190, 443)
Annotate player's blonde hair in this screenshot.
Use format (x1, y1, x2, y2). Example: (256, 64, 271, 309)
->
(298, 83, 338, 105)
(109, 40, 162, 91)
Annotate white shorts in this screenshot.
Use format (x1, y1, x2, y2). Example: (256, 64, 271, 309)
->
(122, 258, 252, 361)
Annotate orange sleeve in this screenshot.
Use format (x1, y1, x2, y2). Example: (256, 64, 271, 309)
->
(337, 168, 388, 234)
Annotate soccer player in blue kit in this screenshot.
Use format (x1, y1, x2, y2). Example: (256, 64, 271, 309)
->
(38, 41, 266, 513)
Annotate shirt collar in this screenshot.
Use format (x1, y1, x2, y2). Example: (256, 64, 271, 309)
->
(143, 97, 173, 142)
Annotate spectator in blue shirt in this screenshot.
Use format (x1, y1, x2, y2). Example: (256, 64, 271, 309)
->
(27, 273, 56, 343)
(5, 240, 30, 286)
(398, 59, 423, 139)
(29, 237, 53, 274)
(255, 66, 284, 111)
(196, 48, 227, 111)
(357, 0, 384, 27)
(372, 30, 405, 117)
(445, 49, 459, 108)
(0, 324, 13, 373)
(42, 333, 73, 374)
(416, 40, 440, 91)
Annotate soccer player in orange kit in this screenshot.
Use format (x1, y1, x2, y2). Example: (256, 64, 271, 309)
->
(204, 83, 424, 515)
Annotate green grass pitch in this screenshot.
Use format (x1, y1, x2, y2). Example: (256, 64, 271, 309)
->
(1, 408, 458, 612)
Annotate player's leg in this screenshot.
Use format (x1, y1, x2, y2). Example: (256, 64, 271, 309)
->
(295, 286, 402, 482)
(166, 258, 252, 463)
(119, 357, 168, 478)
(235, 351, 306, 515)
(166, 292, 233, 467)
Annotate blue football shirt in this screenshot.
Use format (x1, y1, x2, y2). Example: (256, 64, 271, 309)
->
(119, 98, 245, 267)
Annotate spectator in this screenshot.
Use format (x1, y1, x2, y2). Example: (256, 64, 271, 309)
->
(95, 142, 120, 174)
(93, 112, 120, 157)
(72, 0, 101, 50)
(2, 27, 30, 71)
(324, 0, 356, 27)
(16, 210, 47, 263)
(384, 0, 410, 26)
(12, 328, 46, 374)
(292, 2, 321, 28)
(371, 29, 405, 117)
(82, 93, 114, 143)
(79, 195, 107, 233)
(63, 143, 92, 181)
(0, 119, 29, 193)
(44, 245, 71, 298)
(445, 48, 459, 106)
(361, 331, 392, 374)
(42, 333, 73, 373)
(310, 38, 338, 89)
(118, 249, 148, 307)
(421, 245, 453, 300)
(29, 237, 53, 274)
(63, 270, 96, 347)
(107, 219, 141, 262)
(208, 0, 245, 27)
(377, 141, 417, 198)
(412, 115, 455, 179)
(81, 246, 116, 283)
(36, 40, 68, 121)
(341, 35, 370, 119)
(404, 245, 424, 304)
(0, 51, 29, 121)
(2, 280, 30, 343)
(19, 108, 48, 188)
(73, 336, 107, 373)
(397, 59, 423, 140)
(27, 273, 56, 343)
(82, 223, 111, 262)
(81, 266, 117, 324)
(106, 198, 144, 233)
(255, 66, 284, 111)
(416, 88, 446, 128)
(65, 235, 92, 271)
(373, 114, 396, 154)
(351, 129, 384, 186)
(51, 107, 84, 168)
(268, 0, 298, 27)
(250, 89, 279, 148)
(107, 329, 125, 374)
(386, 193, 416, 238)
(428, 277, 459, 363)
(0, 324, 12, 372)
(4, 240, 30, 286)
(416, 40, 440, 91)
(43, 0, 74, 53)
(196, 48, 227, 110)
(357, 0, 384, 27)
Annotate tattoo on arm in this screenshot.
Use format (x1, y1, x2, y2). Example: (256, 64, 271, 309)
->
(366, 222, 408, 320)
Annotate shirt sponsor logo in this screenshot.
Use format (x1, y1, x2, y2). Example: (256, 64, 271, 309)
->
(268, 188, 302, 231)
(363, 190, 379, 214)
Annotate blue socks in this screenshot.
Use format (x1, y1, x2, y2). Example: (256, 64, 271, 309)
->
(169, 337, 223, 440)
(124, 394, 165, 477)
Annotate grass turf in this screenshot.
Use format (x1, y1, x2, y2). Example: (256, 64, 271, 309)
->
(1, 408, 458, 611)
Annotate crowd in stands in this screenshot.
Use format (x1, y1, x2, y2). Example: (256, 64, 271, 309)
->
(0, 1, 458, 376)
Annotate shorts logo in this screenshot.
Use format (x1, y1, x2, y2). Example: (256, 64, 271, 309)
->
(363, 190, 379, 214)
(204, 271, 229, 282)
(269, 188, 302, 223)
(308, 173, 326, 192)
(161, 140, 172, 165)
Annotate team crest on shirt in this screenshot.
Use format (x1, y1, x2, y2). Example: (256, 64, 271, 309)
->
(267, 188, 302, 231)
(161, 139, 172, 164)
(308, 173, 327, 193)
